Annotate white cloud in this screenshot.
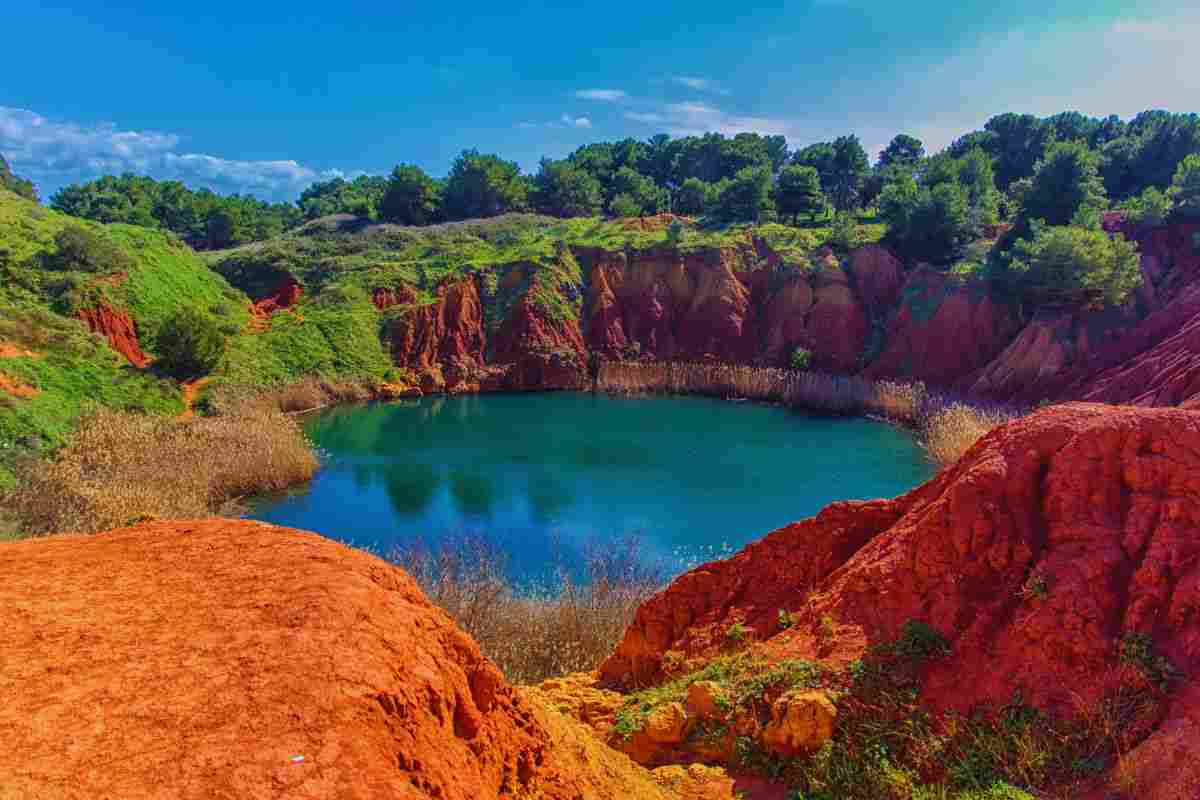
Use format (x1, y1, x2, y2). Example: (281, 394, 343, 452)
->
(573, 89, 628, 101)
(670, 76, 731, 95)
(0, 106, 345, 201)
(626, 101, 801, 140)
(561, 113, 592, 129)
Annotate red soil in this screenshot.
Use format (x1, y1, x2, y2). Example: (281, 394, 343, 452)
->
(601, 403, 1200, 799)
(0, 520, 703, 800)
(76, 303, 149, 368)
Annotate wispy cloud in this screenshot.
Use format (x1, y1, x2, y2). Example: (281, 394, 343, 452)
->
(0, 106, 345, 201)
(625, 101, 799, 140)
(573, 89, 628, 102)
(670, 76, 731, 95)
(519, 113, 593, 131)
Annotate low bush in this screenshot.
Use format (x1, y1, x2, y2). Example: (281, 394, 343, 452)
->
(156, 308, 226, 379)
(922, 403, 1015, 465)
(390, 533, 662, 684)
(2, 405, 318, 536)
(46, 226, 133, 274)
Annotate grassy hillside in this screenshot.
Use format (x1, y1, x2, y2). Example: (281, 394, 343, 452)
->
(0, 189, 250, 485)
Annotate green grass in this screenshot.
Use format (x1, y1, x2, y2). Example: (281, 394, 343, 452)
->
(0, 189, 246, 476)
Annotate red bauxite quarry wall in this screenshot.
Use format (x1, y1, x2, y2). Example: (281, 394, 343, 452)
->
(228, 216, 1200, 409)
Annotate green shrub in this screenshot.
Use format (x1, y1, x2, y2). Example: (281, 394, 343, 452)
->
(47, 226, 133, 273)
(1007, 223, 1142, 308)
(156, 308, 226, 379)
(1118, 186, 1173, 228)
(790, 347, 813, 371)
(1169, 153, 1200, 216)
(827, 210, 861, 251)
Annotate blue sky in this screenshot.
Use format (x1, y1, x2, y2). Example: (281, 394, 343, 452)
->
(2, 0, 1197, 201)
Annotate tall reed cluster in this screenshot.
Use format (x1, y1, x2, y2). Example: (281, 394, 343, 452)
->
(597, 360, 1019, 465)
(391, 534, 662, 684)
(3, 405, 318, 536)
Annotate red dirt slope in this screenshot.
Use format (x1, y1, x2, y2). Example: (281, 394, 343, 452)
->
(0, 520, 689, 800)
(601, 404, 1200, 798)
(76, 303, 150, 367)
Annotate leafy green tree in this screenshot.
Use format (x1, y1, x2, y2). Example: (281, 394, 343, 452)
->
(0, 155, 36, 201)
(673, 177, 714, 216)
(956, 147, 1001, 231)
(47, 226, 134, 273)
(982, 113, 1056, 190)
(790, 347, 812, 370)
(713, 166, 773, 222)
(1169, 153, 1200, 216)
(442, 150, 528, 220)
(878, 134, 925, 168)
(878, 174, 970, 263)
(379, 164, 442, 224)
(299, 175, 388, 220)
(1118, 186, 1173, 228)
(1008, 222, 1141, 308)
(608, 193, 642, 218)
(609, 167, 665, 216)
(1022, 141, 1107, 227)
(531, 159, 603, 218)
(774, 164, 824, 222)
(156, 308, 226, 379)
(794, 137, 869, 212)
(206, 207, 246, 249)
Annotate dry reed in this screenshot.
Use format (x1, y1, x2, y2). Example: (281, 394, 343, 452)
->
(390, 534, 662, 684)
(597, 361, 1018, 466)
(3, 405, 318, 536)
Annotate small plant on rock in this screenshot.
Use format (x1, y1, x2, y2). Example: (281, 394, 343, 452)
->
(1118, 632, 1181, 691)
(726, 622, 750, 645)
(790, 347, 812, 371)
(1018, 569, 1049, 603)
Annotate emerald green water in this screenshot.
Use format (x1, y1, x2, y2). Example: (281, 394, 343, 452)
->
(250, 393, 934, 578)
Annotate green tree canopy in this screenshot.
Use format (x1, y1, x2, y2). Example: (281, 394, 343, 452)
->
(442, 150, 528, 220)
(379, 164, 442, 225)
(1008, 222, 1141, 308)
(878, 134, 926, 168)
(673, 177, 715, 216)
(609, 167, 665, 216)
(531, 159, 603, 218)
(774, 164, 824, 222)
(47, 226, 134, 273)
(1169, 153, 1200, 215)
(299, 175, 388, 220)
(713, 166, 773, 222)
(1022, 141, 1107, 228)
(794, 136, 868, 212)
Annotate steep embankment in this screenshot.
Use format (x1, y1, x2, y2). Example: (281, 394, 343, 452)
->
(0, 519, 741, 800)
(598, 403, 1200, 799)
(207, 210, 1200, 409)
(0, 189, 250, 483)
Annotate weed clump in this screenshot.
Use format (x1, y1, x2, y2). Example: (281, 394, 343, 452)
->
(2, 405, 318, 536)
(390, 534, 662, 685)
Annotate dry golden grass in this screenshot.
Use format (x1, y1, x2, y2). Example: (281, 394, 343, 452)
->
(598, 361, 1018, 466)
(922, 402, 1016, 466)
(204, 375, 378, 416)
(3, 405, 318, 536)
(391, 535, 662, 685)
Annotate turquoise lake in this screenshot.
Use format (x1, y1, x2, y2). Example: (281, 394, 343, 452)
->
(250, 393, 934, 578)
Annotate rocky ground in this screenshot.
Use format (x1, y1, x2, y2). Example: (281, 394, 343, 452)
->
(1, 403, 1197, 798)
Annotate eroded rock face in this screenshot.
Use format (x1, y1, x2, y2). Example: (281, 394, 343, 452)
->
(252, 273, 303, 315)
(600, 404, 1200, 799)
(863, 268, 1021, 387)
(0, 520, 674, 800)
(77, 303, 149, 367)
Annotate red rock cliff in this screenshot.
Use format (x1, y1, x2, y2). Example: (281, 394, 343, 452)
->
(600, 404, 1200, 797)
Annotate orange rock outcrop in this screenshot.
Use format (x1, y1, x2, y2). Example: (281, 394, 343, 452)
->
(0, 520, 708, 800)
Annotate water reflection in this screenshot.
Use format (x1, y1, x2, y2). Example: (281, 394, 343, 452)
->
(250, 393, 936, 580)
